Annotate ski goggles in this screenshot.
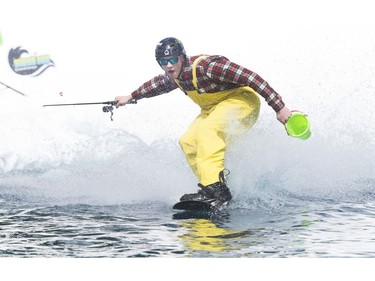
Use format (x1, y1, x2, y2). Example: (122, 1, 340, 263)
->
(158, 56, 179, 66)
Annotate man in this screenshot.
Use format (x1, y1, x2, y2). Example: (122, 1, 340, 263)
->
(115, 37, 291, 207)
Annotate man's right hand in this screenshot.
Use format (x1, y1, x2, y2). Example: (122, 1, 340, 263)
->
(114, 95, 133, 108)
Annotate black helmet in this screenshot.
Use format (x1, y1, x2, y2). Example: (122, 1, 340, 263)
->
(155, 37, 186, 59)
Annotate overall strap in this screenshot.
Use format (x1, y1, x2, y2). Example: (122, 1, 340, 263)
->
(174, 55, 208, 91)
(191, 56, 208, 90)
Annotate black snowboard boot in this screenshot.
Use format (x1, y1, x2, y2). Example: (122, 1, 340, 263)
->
(180, 170, 232, 207)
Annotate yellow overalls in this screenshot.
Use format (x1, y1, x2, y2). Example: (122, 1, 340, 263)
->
(175, 56, 261, 186)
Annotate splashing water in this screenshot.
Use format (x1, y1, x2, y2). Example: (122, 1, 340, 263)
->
(1, 26, 374, 208)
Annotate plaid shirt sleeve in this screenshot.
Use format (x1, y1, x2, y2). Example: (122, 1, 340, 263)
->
(205, 56, 285, 112)
(131, 74, 177, 100)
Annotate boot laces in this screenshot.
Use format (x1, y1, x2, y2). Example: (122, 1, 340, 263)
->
(219, 169, 230, 185)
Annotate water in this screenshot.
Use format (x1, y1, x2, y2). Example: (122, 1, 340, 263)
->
(1, 191, 374, 257)
(1, 157, 374, 257)
(1, 2, 375, 260)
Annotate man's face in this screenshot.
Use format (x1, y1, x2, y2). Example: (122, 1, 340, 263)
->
(158, 55, 184, 80)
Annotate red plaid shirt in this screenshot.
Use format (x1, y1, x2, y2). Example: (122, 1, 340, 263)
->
(131, 55, 285, 112)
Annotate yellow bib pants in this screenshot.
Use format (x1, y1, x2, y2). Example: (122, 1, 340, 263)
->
(176, 57, 261, 186)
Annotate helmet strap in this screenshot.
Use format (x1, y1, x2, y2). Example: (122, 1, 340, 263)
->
(176, 54, 186, 79)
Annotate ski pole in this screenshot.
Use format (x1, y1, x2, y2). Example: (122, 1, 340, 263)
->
(0, 80, 27, 96)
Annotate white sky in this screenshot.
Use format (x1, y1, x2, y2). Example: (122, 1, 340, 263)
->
(1, 0, 373, 101)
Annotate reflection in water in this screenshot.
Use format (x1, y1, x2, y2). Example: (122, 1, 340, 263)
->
(179, 219, 236, 252)
(174, 209, 321, 254)
(175, 212, 252, 252)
